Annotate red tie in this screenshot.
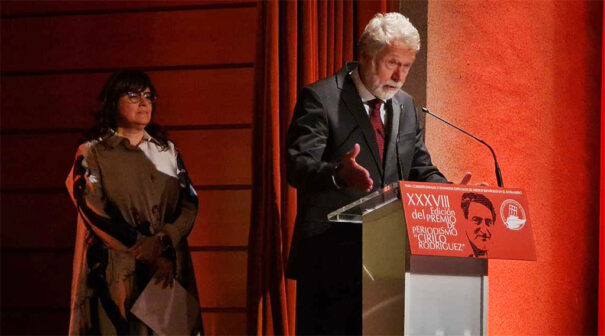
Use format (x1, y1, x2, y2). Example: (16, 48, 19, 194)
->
(368, 99, 385, 162)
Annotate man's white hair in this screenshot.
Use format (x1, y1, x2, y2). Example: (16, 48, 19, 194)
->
(358, 12, 420, 57)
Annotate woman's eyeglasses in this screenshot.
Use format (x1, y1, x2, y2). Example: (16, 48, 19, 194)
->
(124, 91, 157, 104)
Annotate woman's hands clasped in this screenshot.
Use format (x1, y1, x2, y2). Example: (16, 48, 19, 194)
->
(132, 236, 162, 262)
(132, 235, 175, 288)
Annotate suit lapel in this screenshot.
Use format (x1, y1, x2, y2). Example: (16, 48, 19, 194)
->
(337, 66, 383, 176)
(383, 98, 402, 179)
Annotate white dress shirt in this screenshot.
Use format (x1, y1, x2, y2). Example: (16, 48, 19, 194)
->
(350, 68, 387, 124)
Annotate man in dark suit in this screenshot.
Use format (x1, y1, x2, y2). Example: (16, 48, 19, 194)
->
(286, 13, 448, 334)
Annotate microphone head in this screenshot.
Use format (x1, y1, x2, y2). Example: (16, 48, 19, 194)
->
(421, 107, 429, 113)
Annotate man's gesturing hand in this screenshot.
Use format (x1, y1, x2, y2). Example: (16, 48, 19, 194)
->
(335, 143, 373, 192)
(459, 172, 489, 186)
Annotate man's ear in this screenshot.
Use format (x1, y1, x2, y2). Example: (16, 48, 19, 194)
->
(359, 51, 374, 74)
(359, 50, 370, 65)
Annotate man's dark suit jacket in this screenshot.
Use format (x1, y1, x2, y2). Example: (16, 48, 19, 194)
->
(286, 62, 447, 279)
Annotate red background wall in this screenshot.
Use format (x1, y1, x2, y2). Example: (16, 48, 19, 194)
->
(426, 1, 601, 334)
(2, 0, 601, 334)
(1, 1, 256, 334)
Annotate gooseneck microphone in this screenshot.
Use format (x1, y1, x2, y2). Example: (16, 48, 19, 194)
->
(421, 107, 504, 187)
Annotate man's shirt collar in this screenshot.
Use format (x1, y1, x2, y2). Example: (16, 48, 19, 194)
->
(350, 67, 386, 104)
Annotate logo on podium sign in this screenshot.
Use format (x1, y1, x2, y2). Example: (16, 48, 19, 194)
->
(400, 181, 536, 261)
(500, 199, 526, 230)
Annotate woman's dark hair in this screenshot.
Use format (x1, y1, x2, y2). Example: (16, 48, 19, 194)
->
(82, 69, 168, 146)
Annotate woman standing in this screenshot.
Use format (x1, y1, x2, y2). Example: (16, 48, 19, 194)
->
(66, 70, 203, 335)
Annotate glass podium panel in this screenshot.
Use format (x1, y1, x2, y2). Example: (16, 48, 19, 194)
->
(327, 182, 401, 223)
(326, 181, 487, 335)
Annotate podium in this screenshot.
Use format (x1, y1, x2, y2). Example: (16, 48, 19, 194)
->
(328, 181, 535, 335)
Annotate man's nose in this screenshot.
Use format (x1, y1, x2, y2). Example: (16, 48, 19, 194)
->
(477, 222, 488, 233)
(480, 225, 492, 237)
(391, 69, 400, 82)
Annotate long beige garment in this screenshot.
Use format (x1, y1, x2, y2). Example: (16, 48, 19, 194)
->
(66, 132, 203, 335)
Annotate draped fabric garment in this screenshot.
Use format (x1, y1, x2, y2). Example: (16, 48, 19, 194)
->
(66, 132, 203, 335)
(247, 1, 397, 335)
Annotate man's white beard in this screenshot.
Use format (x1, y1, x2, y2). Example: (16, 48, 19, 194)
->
(365, 70, 402, 100)
(373, 83, 401, 100)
